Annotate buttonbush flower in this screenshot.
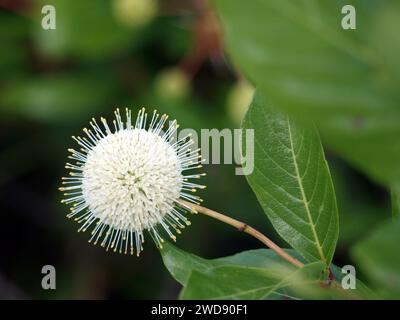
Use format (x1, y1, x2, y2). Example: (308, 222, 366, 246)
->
(60, 108, 205, 255)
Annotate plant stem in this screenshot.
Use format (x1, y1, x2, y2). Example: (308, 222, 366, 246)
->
(178, 201, 365, 299)
(178, 200, 304, 268)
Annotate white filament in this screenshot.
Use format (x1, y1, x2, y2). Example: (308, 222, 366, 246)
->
(60, 108, 205, 255)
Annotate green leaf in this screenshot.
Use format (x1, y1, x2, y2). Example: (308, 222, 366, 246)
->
(162, 242, 323, 300)
(162, 243, 375, 299)
(161, 241, 300, 286)
(242, 92, 339, 265)
(352, 219, 400, 299)
(213, 0, 400, 186)
(180, 262, 325, 300)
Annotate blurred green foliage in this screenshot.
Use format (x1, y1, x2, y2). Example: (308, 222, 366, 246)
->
(352, 219, 400, 299)
(214, 0, 400, 187)
(0, 0, 394, 299)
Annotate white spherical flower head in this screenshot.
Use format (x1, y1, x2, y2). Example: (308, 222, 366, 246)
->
(60, 108, 205, 255)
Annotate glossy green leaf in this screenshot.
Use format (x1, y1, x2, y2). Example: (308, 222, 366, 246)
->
(352, 219, 400, 299)
(180, 262, 325, 300)
(213, 0, 400, 186)
(242, 93, 339, 265)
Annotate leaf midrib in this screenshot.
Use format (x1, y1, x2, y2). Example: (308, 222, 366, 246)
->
(286, 117, 326, 264)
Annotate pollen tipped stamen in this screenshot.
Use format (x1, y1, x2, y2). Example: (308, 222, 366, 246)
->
(60, 108, 204, 255)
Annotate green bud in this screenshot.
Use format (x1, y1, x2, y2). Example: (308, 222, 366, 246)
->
(113, 0, 158, 28)
(155, 68, 191, 101)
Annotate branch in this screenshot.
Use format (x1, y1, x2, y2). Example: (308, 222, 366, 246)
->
(178, 199, 304, 268)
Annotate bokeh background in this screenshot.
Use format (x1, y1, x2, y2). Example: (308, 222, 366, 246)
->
(0, 0, 390, 299)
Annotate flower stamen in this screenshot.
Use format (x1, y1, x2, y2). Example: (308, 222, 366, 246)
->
(60, 108, 204, 255)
